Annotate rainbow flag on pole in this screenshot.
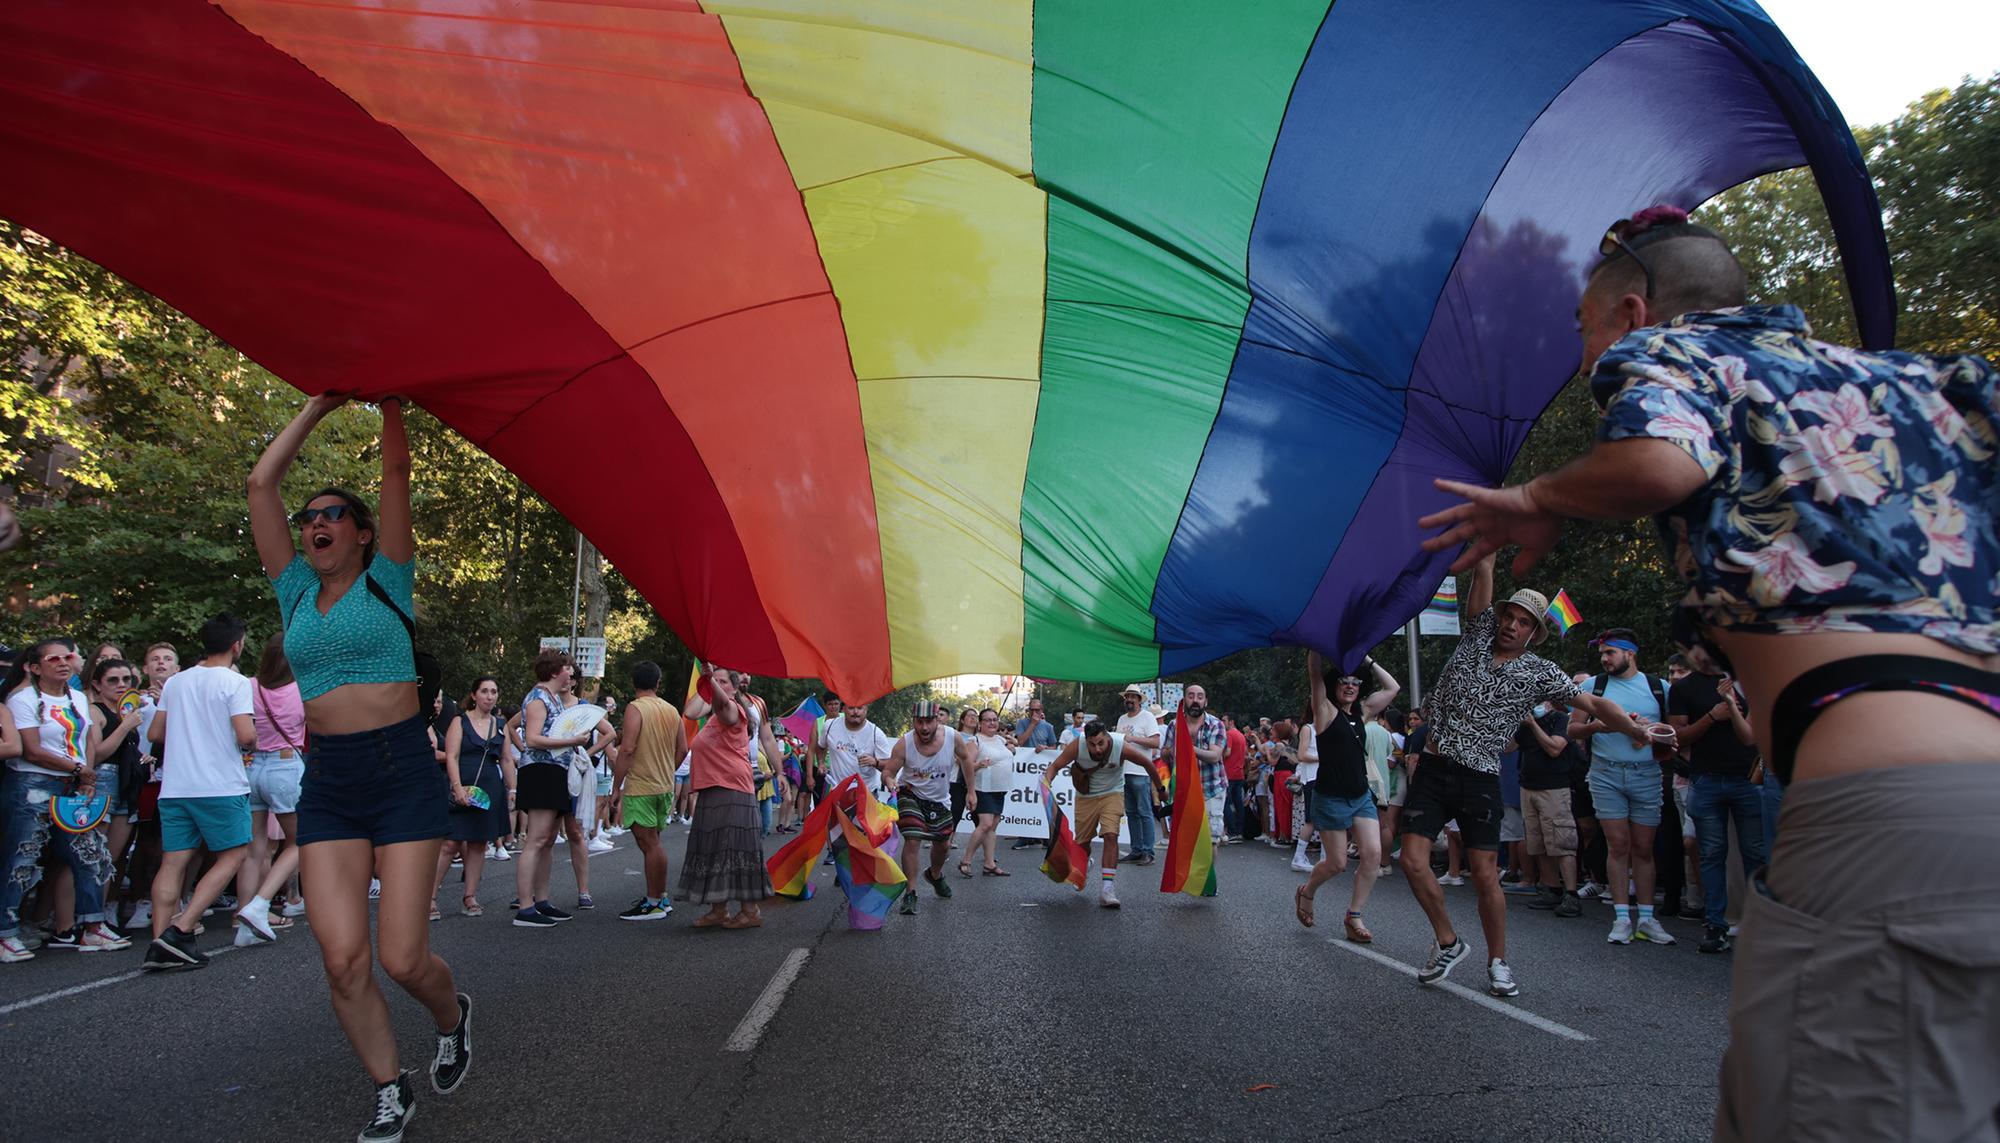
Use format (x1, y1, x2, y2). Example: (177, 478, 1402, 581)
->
(1159, 705, 1217, 898)
(1545, 589, 1583, 638)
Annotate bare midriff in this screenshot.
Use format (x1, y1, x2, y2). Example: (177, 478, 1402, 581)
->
(304, 680, 422, 737)
(1713, 628, 2000, 784)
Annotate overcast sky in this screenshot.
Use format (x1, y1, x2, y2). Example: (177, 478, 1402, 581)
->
(1758, 0, 1999, 125)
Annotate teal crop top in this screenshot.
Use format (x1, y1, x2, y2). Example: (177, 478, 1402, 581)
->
(272, 554, 417, 701)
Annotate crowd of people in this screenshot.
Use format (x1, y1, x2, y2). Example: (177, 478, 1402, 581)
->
(2, 203, 1993, 1143)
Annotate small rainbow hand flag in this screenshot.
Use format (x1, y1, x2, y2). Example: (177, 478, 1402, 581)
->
(1545, 589, 1583, 638)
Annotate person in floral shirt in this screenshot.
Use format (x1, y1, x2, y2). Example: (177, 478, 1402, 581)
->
(1420, 205, 1998, 1143)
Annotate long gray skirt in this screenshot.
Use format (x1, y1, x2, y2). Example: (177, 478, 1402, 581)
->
(677, 788, 773, 904)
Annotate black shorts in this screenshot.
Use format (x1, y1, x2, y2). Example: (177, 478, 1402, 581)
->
(973, 789, 1008, 817)
(297, 714, 448, 847)
(1570, 770, 1597, 820)
(1398, 754, 1504, 851)
(517, 763, 571, 813)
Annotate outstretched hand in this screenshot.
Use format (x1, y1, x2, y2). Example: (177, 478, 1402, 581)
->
(1417, 479, 1563, 575)
(304, 391, 352, 419)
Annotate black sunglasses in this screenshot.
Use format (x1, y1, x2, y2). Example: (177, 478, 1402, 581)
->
(1599, 219, 1658, 299)
(291, 504, 354, 526)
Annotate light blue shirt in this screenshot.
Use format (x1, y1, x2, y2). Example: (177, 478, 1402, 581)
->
(1589, 673, 1666, 765)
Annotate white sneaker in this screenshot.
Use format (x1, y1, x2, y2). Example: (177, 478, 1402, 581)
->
(1607, 915, 1635, 944)
(1377, 863, 1394, 877)
(0, 936, 34, 963)
(1488, 958, 1520, 997)
(586, 838, 615, 854)
(281, 900, 307, 918)
(1438, 873, 1466, 887)
(234, 924, 265, 948)
(1289, 858, 1314, 873)
(1635, 916, 1676, 945)
(1727, 924, 1740, 937)
(554, 834, 566, 845)
(126, 902, 153, 932)
(1098, 884, 1120, 909)
(492, 848, 511, 862)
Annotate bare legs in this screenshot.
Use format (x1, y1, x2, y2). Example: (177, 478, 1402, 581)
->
(304, 838, 460, 1084)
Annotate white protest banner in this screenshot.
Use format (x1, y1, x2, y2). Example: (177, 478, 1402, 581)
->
(1417, 576, 1460, 636)
(953, 745, 1129, 844)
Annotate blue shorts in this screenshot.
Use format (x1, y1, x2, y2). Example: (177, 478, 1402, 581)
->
(160, 795, 252, 853)
(99, 763, 131, 818)
(247, 750, 305, 814)
(1587, 761, 1664, 827)
(1310, 789, 1379, 833)
(298, 714, 449, 847)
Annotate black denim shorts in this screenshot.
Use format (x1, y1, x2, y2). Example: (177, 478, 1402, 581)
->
(1398, 754, 1504, 851)
(298, 713, 449, 847)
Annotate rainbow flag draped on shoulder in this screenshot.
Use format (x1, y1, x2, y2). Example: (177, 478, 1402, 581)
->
(763, 774, 905, 928)
(1159, 704, 1217, 898)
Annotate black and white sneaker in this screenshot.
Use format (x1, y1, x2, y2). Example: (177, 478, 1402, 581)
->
(511, 906, 557, 928)
(145, 925, 207, 970)
(430, 993, 471, 1095)
(1417, 937, 1469, 985)
(537, 902, 574, 923)
(44, 927, 83, 952)
(358, 1073, 415, 1143)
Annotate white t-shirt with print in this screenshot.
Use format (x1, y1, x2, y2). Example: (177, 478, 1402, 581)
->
(157, 664, 254, 798)
(821, 718, 893, 793)
(6, 685, 94, 777)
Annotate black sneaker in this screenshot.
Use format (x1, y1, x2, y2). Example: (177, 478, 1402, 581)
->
(1500, 869, 1523, 886)
(430, 993, 471, 1095)
(1698, 924, 1732, 954)
(923, 870, 952, 899)
(898, 890, 917, 916)
(45, 927, 83, 951)
(511, 906, 557, 928)
(536, 902, 574, 922)
(1553, 892, 1583, 918)
(147, 925, 207, 969)
(359, 1073, 416, 1143)
(1525, 887, 1561, 910)
(1417, 938, 1469, 985)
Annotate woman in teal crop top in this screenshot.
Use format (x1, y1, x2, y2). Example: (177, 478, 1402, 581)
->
(250, 394, 468, 1133)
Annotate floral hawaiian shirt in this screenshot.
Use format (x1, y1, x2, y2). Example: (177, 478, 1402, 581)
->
(1592, 305, 1998, 655)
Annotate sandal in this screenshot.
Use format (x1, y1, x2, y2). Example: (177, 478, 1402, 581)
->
(1343, 912, 1373, 944)
(721, 910, 763, 930)
(956, 861, 974, 878)
(981, 865, 1011, 877)
(267, 914, 294, 930)
(693, 911, 730, 928)
(1294, 884, 1316, 928)
(463, 897, 484, 918)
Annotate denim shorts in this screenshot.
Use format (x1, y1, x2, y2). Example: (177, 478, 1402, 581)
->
(99, 763, 131, 818)
(247, 749, 305, 814)
(1310, 789, 1378, 833)
(1587, 760, 1664, 827)
(297, 714, 449, 846)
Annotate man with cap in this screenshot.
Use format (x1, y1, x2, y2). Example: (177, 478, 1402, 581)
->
(1114, 684, 1163, 865)
(1398, 554, 1649, 997)
(1571, 627, 1678, 946)
(881, 701, 975, 915)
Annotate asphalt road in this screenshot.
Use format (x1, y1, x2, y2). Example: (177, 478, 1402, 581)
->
(1, 828, 1733, 1142)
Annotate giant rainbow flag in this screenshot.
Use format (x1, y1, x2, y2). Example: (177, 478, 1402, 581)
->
(0, 2, 1892, 698)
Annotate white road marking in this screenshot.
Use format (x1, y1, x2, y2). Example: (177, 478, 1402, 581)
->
(0, 938, 250, 1016)
(1328, 939, 1595, 1042)
(723, 947, 812, 1053)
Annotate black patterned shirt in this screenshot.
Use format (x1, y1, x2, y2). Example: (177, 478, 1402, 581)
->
(1427, 607, 1579, 775)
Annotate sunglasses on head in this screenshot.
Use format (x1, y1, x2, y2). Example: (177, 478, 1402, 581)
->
(1338, 676, 1363, 687)
(1599, 219, 1658, 300)
(291, 504, 353, 526)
